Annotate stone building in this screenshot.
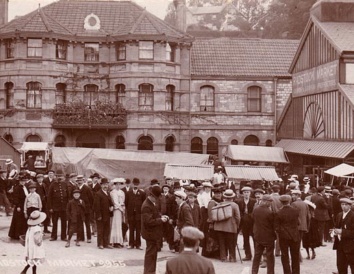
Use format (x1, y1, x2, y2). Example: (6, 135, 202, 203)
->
(0, 0, 297, 160)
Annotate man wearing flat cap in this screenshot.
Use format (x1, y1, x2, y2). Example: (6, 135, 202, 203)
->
(311, 186, 330, 246)
(333, 198, 354, 274)
(141, 185, 169, 274)
(252, 194, 276, 274)
(236, 186, 256, 261)
(166, 226, 215, 274)
(275, 195, 301, 274)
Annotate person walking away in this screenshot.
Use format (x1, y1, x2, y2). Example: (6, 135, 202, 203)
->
(21, 210, 46, 274)
(302, 200, 320, 259)
(110, 178, 125, 248)
(141, 185, 168, 274)
(65, 189, 85, 247)
(251, 195, 276, 274)
(275, 195, 301, 274)
(94, 178, 113, 249)
(332, 198, 354, 274)
(166, 226, 215, 274)
(24, 182, 42, 219)
(311, 186, 330, 246)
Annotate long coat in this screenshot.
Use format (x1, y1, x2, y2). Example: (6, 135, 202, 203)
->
(66, 198, 86, 223)
(311, 193, 330, 221)
(141, 197, 163, 241)
(187, 201, 202, 229)
(291, 199, 311, 232)
(47, 181, 69, 212)
(333, 210, 354, 254)
(78, 184, 94, 214)
(125, 188, 146, 221)
(8, 184, 28, 239)
(176, 202, 194, 231)
(275, 205, 301, 242)
(252, 203, 276, 244)
(166, 251, 215, 274)
(94, 189, 113, 221)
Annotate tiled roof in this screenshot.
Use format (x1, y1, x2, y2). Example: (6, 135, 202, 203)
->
(191, 38, 299, 77)
(0, 0, 189, 40)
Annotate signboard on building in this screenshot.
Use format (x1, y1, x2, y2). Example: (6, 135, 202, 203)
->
(292, 61, 338, 97)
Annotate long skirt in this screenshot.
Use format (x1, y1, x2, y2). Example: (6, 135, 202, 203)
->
(9, 209, 27, 239)
(303, 218, 321, 249)
(110, 209, 123, 244)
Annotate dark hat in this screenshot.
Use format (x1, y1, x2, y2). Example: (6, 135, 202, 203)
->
(73, 189, 81, 194)
(36, 173, 44, 178)
(19, 171, 28, 180)
(100, 178, 109, 184)
(173, 181, 181, 188)
(56, 170, 65, 177)
(317, 186, 325, 192)
(132, 178, 140, 185)
(150, 179, 159, 186)
(181, 226, 204, 240)
(187, 192, 197, 198)
(90, 172, 100, 179)
(254, 188, 265, 194)
(272, 184, 280, 191)
(150, 185, 161, 198)
(279, 195, 291, 203)
(125, 178, 131, 184)
(332, 189, 340, 195)
(161, 184, 170, 190)
(340, 198, 353, 205)
(28, 182, 37, 189)
(47, 169, 55, 174)
(212, 187, 223, 193)
(262, 194, 273, 202)
(344, 188, 353, 195)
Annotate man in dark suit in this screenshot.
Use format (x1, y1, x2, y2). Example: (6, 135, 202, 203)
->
(35, 173, 50, 233)
(275, 195, 301, 274)
(236, 186, 256, 261)
(89, 172, 101, 236)
(121, 178, 132, 241)
(311, 186, 330, 246)
(175, 190, 194, 231)
(43, 170, 56, 191)
(0, 170, 12, 216)
(47, 171, 69, 241)
(76, 175, 93, 243)
(166, 226, 215, 274)
(94, 177, 113, 249)
(125, 177, 146, 249)
(333, 198, 354, 274)
(252, 194, 276, 274)
(141, 185, 168, 274)
(67, 173, 78, 198)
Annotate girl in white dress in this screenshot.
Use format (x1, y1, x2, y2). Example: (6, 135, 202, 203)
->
(21, 210, 46, 274)
(110, 178, 126, 247)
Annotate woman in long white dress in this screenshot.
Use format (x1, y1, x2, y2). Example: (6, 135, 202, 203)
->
(110, 178, 125, 248)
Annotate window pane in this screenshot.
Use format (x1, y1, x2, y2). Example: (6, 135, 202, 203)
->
(200, 86, 214, 111)
(28, 39, 42, 47)
(56, 41, 67, 59)
(85, 43, 99, 61)
(139, 41, 153, 59)
(6, 40, 14, 58)
(117, 44, 126, 60)
(247, 86, 261, 112)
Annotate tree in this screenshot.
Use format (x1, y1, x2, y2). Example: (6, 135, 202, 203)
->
(262, 0, 317, 39)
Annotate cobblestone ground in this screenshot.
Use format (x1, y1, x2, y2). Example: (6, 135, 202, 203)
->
(0, 214, 343, 274)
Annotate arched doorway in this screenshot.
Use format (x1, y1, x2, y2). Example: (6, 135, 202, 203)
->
(76, 133, 105, 148)
(26, 134, 41, 142)
(191, 137, 203, 154)
(54, 135, 66, 147)
(138, 136, 153, 151)
(165, 135, 175, 152)
(244, 135, 259, 146)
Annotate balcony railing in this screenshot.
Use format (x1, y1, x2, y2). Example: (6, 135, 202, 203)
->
(53, 102, 127, 129)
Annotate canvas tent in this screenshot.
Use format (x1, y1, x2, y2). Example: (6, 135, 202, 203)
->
(164, 164, 214, 180)
(52, 147, 210, 187)
(224, 145, 288, 164)
(225, 165, 281, 181)
(324, 163, 354, 178)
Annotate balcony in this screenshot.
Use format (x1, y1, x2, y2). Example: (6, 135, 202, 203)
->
(53, 101, 127, 129)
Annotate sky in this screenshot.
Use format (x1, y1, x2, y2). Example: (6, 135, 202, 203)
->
(8, 0, 171, 21)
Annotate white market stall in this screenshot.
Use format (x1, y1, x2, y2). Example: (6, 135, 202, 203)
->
(19, 142, 51, 171)
(164, 164, 214, 181)
(324, 163, 354, 185)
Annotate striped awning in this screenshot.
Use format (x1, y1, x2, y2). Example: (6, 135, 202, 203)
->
(275, 139, 354, 159)
(164, 164, 214, 180)
(225, 165, 280, 181)
(224, 145, 288, 163)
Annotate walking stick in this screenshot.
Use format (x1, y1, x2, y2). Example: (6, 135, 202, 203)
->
(236, 244, 243, 263)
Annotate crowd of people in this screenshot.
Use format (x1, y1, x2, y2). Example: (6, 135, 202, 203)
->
(1, 160, 354, 274)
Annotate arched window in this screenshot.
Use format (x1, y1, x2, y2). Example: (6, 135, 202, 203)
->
(116, 135, 125, 149)
(200, 85, 214, 111)
(231, 139, 238, 145)
(244, 135, 259, 146)
(166, 43, 175, 62)
(266, 140, 273, 147)
(166, 85, 175, 111)
(26, 134, 41, 142)
(139, 84, 154, 110)
(84, 84, 99, 106)
(207, 137, 219, 156)
(56, 83, 66, 105)
(191, 137, 203, 154)
(5, 82, 14, 109)
(247, 86, 261, 112)
(116, 84, 125, 105)
(54, 135, 66, 147)
(165, 136, 175, 152)
(26, 82, 42, 109)
(138, 136, 153, 151)
(4, 133, 13, 144)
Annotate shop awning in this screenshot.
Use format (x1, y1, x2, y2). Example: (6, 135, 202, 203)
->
(225, 165, 281, 181)
(275, 139, 354, 159)
(164, 164, 214, 180)
(20, 142, 50, 152)
(325, 163, 354, 177)
(224, 145, 288, 163)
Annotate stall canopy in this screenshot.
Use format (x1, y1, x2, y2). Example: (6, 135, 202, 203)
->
(0, 137, 21, 170)
(224, 145, 288, 163)
(164, 164, 214, 180)
(20, 142, 50, 152)
(324, 163, 354, 177)
(52, 147, 210, 187)
(225, 165, 281, 181)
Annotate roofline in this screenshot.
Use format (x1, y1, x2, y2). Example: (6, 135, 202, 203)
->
(338, 84, 354, 110)
(191, 75, 292, 80)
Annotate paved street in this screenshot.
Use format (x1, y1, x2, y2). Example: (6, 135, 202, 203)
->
(0, 214, 341, 274)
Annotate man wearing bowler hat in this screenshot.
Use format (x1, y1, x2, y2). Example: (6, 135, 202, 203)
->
(236, 186, 256, 261)
(141, 185, 168, 274)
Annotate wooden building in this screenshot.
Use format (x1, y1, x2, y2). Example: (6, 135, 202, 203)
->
(277, 0, 354, 179)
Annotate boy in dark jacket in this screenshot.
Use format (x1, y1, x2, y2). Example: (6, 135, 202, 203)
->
(66, 189, 85, 247)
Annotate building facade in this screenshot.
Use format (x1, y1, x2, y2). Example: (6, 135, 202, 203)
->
(0, 0, 297, 160)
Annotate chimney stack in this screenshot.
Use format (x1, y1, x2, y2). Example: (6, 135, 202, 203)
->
(174, 0, 187, 32)
(0, 0, 8, 26)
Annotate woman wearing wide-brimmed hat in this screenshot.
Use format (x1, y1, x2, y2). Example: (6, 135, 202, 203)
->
(21, 210, 46, 274)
